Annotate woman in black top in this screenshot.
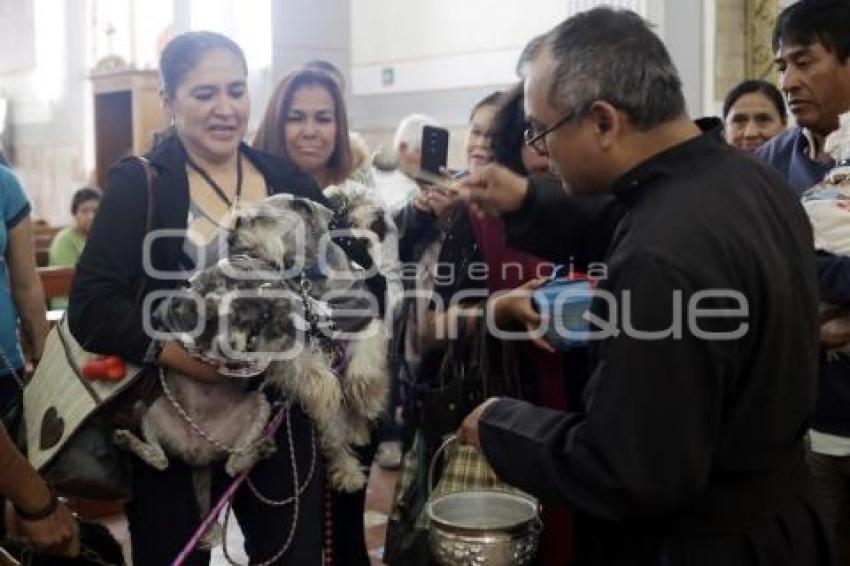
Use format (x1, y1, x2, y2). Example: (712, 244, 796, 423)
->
(69, 31, 345, 565)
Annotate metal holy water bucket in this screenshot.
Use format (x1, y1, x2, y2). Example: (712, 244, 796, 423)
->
(425, 435, 541, 566)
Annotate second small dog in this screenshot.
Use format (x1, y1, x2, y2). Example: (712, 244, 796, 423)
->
(231, 194, 390, 491)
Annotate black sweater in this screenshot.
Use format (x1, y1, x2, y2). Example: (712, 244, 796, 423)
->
(68, 135, 374, 364)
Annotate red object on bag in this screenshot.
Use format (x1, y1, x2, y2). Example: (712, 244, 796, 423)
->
(82, 356, 126, 382)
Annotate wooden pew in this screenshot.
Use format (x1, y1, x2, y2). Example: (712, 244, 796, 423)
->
(31, 221, 61, 267)
(37, 266, 75, 302)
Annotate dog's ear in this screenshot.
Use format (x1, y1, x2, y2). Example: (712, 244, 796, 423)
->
(314, 203, 335, 230)
(290, 197, 334, 231)
(233, 202, 277, 231)
(264, 194, 308, 221)
(369, 213, 388, 242)
(158, 291, 200, 332)
(205, 290, 225, 318)
(268, 297, 296, 336)
(325, 191, 346, 212)
(290, 198, 315, 221)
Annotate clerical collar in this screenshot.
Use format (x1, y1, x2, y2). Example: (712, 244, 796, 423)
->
(611, 118, 724, 205)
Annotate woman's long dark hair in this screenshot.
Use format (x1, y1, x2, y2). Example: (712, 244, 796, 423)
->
(253, 68, 353, 185)
(490, 83, 528, 175)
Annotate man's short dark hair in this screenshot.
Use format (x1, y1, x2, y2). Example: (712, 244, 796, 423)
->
(722, 79, 787, 123)
(516, 34, 546, 78)
(545, 7, 686, 131)
(772, 0, 850, 62)
(71, 187, 101, 214)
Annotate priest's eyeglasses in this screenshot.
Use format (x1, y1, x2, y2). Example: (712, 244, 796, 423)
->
(524, 108, 581, 156)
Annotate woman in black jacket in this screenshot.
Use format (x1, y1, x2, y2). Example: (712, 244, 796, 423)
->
(69, 31, 346, 565)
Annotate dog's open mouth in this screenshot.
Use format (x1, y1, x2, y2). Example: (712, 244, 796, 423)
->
(190, 352, 271, 378)
(218, 358, 270, 378)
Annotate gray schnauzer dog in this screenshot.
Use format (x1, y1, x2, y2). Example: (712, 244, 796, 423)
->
(113, 255, 295, 478)
(324, 183, 389, 255)
(117, 194, 388, 495)
(112, 255, 299, 547)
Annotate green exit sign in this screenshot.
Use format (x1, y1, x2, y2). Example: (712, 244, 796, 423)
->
(381, 67, 395, 86)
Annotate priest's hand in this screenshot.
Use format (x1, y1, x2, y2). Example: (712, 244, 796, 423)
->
(457, 164, 529, 218)
(458, 398, 501, 451)
(412, 191, 431, 213)
(489, 278, 555, 353)
(425, 185, 461, 218)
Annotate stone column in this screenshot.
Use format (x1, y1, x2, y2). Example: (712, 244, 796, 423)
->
(745, 0, 781, 81)
(715, 0, 746, 104)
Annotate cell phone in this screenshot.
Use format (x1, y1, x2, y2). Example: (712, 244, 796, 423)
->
(420, 125, 449, 177)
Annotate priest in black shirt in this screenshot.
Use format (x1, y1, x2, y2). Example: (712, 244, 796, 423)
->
(457, 7, 832, 566)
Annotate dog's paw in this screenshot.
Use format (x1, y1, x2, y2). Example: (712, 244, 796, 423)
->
(342, 369, 389, 421)
(299, 365, 343, 418)
(225, 437, 277, 476)
(142, 449, 169, 471)
(327, 454, 367, 493)
(225, 452, 252, 477)
(113, 429, 169, 470)
(342, 330, 389, 420)
(347, 414, 372, 446)
(255, 436, 278, 459)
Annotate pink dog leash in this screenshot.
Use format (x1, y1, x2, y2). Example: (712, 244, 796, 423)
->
(172, 403, 290, 566)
